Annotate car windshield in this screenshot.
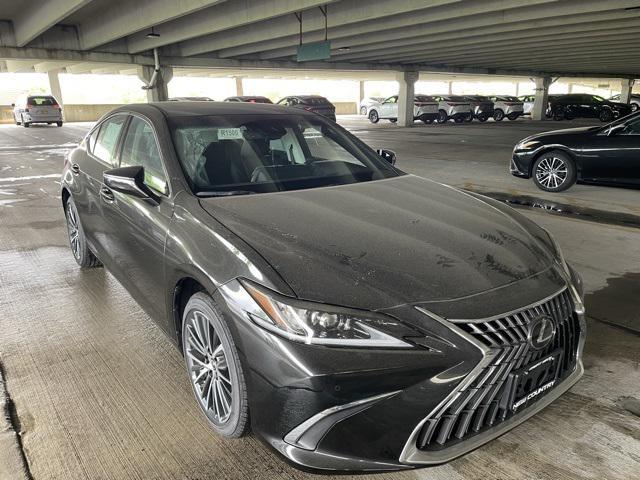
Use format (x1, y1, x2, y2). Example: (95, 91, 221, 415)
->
(169, 114, 401, 196)
(302, 97, 331, 105)
(592, 95, 605, 102)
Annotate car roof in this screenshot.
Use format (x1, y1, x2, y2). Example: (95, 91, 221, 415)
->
(111, 101, 309, 117)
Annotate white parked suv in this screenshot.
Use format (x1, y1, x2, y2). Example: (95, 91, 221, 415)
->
(359, 96, 385, 115)
(490, 95, 524, 121)
(431, 95, 472, 123)
(368, 95, 439, 124)
(13, 95, 63, 127)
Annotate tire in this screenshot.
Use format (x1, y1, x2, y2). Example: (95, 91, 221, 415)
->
(182, 292, 250, 438)
(507, 113, 520, 121)
(368, 109, 379, 124)
(464, 113, 473, 122)
(57, 121, 63, 127)
(532, 151, 576, 192)
(64, 197, 102, 268)
(360, 106, 367, 115)
(631, 103, 639, 112)
(421, 117, 433, 124)
(553, 109, 564, 121)
(454, 116, 464, 123)
(599, 109, 614, 122)
(493, 109, 504, 122)
(437, 110, 448, 123)
(389, 118, 397, 123)
(478, 115, 488, 123)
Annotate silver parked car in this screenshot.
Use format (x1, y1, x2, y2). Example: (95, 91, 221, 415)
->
(12, 95, 63, 127)
(464, 95, 495, 122)
(431, 95, 472, 123)
(359, 96, 385, 115)
(490, 95, 524, 121)
(609, 93, 640, 112)
(519, 95, 535, 115)
(368, 95, 439, 124)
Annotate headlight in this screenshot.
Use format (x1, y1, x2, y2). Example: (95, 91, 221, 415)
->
(240, 280, 413, 348)
(515, 140, 541, 150)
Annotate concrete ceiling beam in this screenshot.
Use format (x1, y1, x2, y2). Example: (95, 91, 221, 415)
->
(12, 0, 92, 47)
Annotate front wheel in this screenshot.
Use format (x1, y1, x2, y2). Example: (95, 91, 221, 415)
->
(360, 106, 367, 115)
(478, 115, 488, 122)
(464, 113, 473, 122)
(454, 116, 464, 123)
(368, 109, 379, 124)
(507, 113, 520, 121)
(65, 197, 102, 268)
(493, 109, 504, 121)
(631, 103, 639, 112)
(421, 117, 433, 124)
(182, 292, 250, 438)
(553, 109, 564, 121)
(57, 121, 63, 127)
(599, 109, 614, 122)
(437, 110, 448, 123)
(532, 151, 576, 192)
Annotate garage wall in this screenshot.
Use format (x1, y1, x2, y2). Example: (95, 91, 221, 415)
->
(0, 102, 357, 123)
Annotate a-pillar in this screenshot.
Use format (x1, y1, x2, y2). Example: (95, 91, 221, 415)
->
(137, 65, 173, 102)
(235, 76, 244, 96)
(397, 71, 418, 127)
(531, 76, 552, 121)
(620, 78, 635, 105)
(47, 69, 64, 119)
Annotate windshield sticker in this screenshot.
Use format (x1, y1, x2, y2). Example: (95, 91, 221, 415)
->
(217, 128, 244, 140)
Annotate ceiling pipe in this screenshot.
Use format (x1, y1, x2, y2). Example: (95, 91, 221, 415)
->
(142, 48, 160, 90)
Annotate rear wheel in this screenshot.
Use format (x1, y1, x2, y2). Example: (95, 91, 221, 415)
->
(478, 115, 488, 122)
(553, 109, 564, 121)
(532, 151, 576, 192)
(493, 109, 504, 121)
(57, 121, 63, 127)
(360, 106, 367, 115)
(507, 112, 520, 121)
(599, 109, 614, 122)
(65, 197, 102, 268)
(421, 116, 433, 124)
(437, 110, 448, 123)
(454, 116, 464, 123)
(631, 103, 639, 112)
(182, 292, 250, 438)
(464, 113, 473, 122)
(389, 118, 397, 123)
(368, 109, 379, 124)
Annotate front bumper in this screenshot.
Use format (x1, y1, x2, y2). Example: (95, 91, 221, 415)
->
(511, 149, 537, 178)
(214, 272, 585, 472)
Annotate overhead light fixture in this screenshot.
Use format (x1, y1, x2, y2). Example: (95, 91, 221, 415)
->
(338, 47, 351, 52)
(146, 26, 160, 38)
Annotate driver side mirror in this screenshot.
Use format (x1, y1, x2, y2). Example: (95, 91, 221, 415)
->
(103, 166, 161, 205)
(607, 124, 626, 136)
(376, 148, 396, 165)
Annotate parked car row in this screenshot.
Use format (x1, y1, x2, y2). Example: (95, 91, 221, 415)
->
(363, 94, 525, 124)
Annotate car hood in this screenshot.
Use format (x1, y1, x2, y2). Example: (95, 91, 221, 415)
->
(199, 175, 553, 310)
(527, 126, 599, 141)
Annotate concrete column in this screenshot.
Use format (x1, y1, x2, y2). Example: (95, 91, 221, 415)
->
(235, 76, 244, 96)
(568, 83, 574, 93)
(514, 82, 520, 97)
(359, 80, 365, 103)
(447, 81, 453, 95)
(137, 65, 173, 102)
(397, 71, 418, 127)
(47, 69, 64, 119)
(620, 78, 635, 104)
(531, 76, 552, 121)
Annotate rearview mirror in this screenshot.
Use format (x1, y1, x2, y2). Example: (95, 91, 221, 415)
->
(103, 166, 160, 205)
(607, 124, 626, 136)
(376, 148, 396, 165)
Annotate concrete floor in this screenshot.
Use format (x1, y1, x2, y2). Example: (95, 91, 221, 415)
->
(0, 118, 638, 480)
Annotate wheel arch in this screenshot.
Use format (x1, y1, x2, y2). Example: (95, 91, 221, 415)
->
(61, 186, 71, 211)
(172, 275, 209, 353)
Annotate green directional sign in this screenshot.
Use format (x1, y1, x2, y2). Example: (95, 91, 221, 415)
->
(297, 41, 331, 62)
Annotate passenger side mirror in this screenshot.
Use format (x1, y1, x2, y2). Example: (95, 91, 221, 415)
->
(11, 103, 15, 107)
(103, 166, 161, 205)
(376, 148, 396, 165)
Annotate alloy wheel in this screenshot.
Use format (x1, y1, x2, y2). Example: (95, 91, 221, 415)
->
(535, 156, 568, 190)
(66, 204, 81, 260)
(185, 310, 234, 425)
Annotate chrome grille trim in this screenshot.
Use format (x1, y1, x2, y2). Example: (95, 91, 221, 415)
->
(400, 286, 585, 465)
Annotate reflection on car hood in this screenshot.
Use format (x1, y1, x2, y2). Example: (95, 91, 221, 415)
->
(199, 175, 553, 310)
(528, 126, 599, 140)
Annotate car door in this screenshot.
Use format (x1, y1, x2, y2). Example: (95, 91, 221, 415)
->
(577, 116, 640, 184)
(73, 114, 128, 261)
(99, 114, 174, 320)
(380, 96, 398, 118)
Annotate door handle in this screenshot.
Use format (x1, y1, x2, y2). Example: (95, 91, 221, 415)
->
(71, 163, 80, 174)
(100, 186, 115, 202)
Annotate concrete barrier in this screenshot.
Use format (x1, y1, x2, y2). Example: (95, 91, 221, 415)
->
(0, 104, 121, 124)
(1, 101, 357, 124)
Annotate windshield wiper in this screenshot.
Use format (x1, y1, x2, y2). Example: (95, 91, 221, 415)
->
(196, 190, 257, 197)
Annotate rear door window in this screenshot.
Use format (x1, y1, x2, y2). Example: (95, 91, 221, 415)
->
(93, 115, 127, 166)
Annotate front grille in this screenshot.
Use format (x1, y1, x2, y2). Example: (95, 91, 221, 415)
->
(417, 289, 580, 450)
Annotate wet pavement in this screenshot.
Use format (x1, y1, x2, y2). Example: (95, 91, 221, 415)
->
(0, 121, 638, 480)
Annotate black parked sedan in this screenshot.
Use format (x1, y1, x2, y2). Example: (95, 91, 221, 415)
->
(511, 112, 640, 191)
(61, 102, 585, 472)
(550, 93, 632, 122)
(276, 95, 336, 121)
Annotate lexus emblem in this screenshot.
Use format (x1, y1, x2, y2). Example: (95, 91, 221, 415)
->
(528, 315, 556, 350)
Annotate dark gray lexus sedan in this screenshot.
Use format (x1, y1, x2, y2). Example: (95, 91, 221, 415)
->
(61, 102, 585, 472)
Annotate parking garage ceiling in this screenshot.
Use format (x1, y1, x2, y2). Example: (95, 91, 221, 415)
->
(0, 0, 639, 77)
